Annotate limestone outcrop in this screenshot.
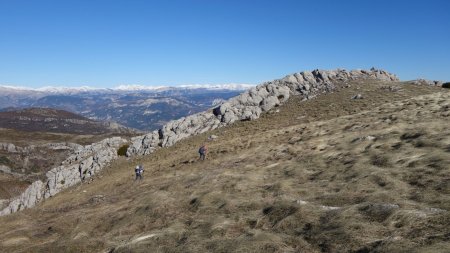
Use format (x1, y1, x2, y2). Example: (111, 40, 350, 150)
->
(0, 137, 126, 216)
(411, 79, 443, 87)
(0, 142, 19, 153)
(127, 68, 398, 156)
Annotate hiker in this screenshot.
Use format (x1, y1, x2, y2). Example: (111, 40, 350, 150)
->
(139, 165, 144, 178)
(135, 165, 143, 180)
(199, 144, 208, 160)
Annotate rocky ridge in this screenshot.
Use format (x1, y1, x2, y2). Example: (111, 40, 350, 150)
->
(0, 137, 126, 216)
(0, 68, 398, 216)
(127, 68, 398, 156)
(411, 79, 448, 87)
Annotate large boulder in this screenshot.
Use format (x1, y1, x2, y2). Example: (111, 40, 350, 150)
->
(0, 180, 45, 216)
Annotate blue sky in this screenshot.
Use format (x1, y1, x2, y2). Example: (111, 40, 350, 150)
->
(0, 0, 449, 88)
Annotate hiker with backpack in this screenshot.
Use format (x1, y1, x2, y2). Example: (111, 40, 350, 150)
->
(199, 144, 208, 161)
(135, 164, 144, 180)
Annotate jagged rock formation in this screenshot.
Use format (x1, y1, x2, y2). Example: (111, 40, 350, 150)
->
(411, 79, 443, 87)
(0, 143, 18, 153)
(0, 137, 126, 216)
(127, 68, 398, 156)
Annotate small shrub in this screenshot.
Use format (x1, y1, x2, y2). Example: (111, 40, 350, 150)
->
(262, 203, 298, 226)
(117, 144, 129, 156)
(400, 132, 423, 140)
(0, 156, 11, 166)
(358, 203, 399, 222)
(371, 155, 390, 167)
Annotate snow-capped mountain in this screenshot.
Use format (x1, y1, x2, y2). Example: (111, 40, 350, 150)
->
(0, 84, 253, 130)
(1, 83, 254, 94)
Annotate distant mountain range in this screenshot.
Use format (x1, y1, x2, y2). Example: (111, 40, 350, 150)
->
(0, 84, 253, 130)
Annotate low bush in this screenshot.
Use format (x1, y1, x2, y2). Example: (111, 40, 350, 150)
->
(117, 144, 129, 156)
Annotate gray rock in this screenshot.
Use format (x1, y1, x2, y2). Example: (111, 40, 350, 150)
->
(0, 165, 11, 174)
(0, 143, 18, 152)
(411, 79, 443, 86)
(0, 180, 45, 216)
(260, 96, 280, 112)
(0, 199, 8, 210)
(126, 68, 399, 157)
(352, 94, 364, 99)
(208, 135, 218, 140)
(0, 137, 127, 216)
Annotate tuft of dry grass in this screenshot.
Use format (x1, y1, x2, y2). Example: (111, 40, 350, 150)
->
(0, 81, 449, 252)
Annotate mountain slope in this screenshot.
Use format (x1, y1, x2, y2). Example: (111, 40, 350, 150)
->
(0, 108, 135, 135)
(0, 79, 448, 252)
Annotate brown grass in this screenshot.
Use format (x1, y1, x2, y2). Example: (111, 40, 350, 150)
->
(0, 81, 449, 252)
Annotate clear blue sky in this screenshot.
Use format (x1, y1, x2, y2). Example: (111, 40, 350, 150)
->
(0, 0, 449, 88)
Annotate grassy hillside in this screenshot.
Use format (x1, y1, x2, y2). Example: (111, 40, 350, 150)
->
(0, 80, 448, 253)
(0, 127, 133, 146)
(0, 107, 138, 135)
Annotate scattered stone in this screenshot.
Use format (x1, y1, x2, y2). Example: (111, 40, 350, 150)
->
(132, 234, 157, 243)
(320, 205, 341, 210)
(89, 195, 106, 204)
(208, 135, 218, 140)
(365, 135, 377, 141)
(296, 199, 308, 205)
(424, 207, 446, 214)
(352, 94, 364, 99)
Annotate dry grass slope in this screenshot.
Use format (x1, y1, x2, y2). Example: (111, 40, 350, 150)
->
(0, 80, 449, 253)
